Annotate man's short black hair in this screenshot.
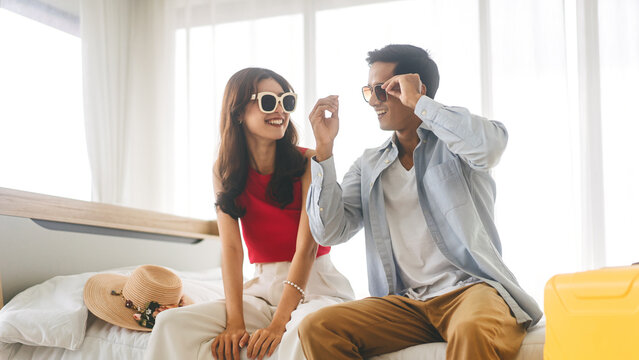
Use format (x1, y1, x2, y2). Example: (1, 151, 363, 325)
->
(366, 44, 439, 99)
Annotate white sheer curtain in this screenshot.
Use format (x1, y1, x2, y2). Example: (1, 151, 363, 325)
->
(599, 0, 639, 267)
(490, 0, 581, 305)
(172, 1, 305, 221)
(80, 0, 176, 213)
(4, 0, 636, 305)
(172, 0, 639, 303)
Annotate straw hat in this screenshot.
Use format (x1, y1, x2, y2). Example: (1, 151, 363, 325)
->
(83, 265, 192, 331)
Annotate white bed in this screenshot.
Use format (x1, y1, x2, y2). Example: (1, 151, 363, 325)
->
(0, 187, 544, 359)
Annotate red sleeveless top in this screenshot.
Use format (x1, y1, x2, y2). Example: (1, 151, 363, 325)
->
(236, 148, 330, 263)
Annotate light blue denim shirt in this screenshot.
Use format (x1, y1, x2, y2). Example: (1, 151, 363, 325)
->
(307, 96, 542, 327)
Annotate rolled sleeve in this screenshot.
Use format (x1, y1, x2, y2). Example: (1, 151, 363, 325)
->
(311, 155, 337, 188)
(415, 95, 444, 129)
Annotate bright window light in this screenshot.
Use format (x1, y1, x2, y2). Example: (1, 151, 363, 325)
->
(0, 9, 90, 200)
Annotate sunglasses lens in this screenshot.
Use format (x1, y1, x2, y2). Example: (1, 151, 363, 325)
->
(282, 94, 296, 112)
(260, 94, 277, 112)
(374, 85, 387, 102)
(362, 87, 372, 102)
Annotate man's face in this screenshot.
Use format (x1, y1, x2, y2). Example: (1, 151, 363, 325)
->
(367, 61, 418, 131)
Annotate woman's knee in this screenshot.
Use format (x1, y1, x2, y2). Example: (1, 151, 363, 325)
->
(153, 306, 192, 333)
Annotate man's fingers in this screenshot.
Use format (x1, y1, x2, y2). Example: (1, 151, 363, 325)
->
(313, 96, 339, 110)
(381, 76, 395, 89)
(383, 78, 400, 96)
(315, 104, 338, 116)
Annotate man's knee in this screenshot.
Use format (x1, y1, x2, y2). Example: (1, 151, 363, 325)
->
(298, 305, 346, 341)
(299, 307, 326, 340)
(450, 318, 494, 340)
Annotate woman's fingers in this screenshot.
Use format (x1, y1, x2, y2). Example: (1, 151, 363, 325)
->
(224, 337, 233, 360)
(231, 336, 240, 360)
(266, 336, 282, 357)
(256, 336, 272, 360)
(246, 329, 262, 358)
(239, 332, 250, 348)
(211, 338, 219, 360)
(216, 338, 225, 360)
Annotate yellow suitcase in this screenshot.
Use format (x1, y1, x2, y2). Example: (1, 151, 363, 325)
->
(544, 266, 639, 359)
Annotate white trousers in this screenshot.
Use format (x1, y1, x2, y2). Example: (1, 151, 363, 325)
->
(144, 255, 354, 360)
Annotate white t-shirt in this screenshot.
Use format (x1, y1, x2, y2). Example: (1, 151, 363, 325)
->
(381, 157, 478, 300)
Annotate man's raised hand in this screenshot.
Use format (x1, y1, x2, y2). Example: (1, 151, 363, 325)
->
(382, 74, 424, 109)
(309, 95, 339, 162)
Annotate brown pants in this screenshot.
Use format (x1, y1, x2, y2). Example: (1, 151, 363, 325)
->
(298, 283, 526, 360)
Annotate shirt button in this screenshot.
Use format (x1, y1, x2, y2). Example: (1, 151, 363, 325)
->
(317, 172, 322, 177)
(422, 139, 427, 143)
(370, 182, 373, 188)
(385, 160, 389, 164)
(319, 207, 323, 212)
(421, 110, 427, 116)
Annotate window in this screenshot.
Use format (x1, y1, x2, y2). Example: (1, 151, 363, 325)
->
(315, 0, 481, 299)
(0, 8, 90, 201)
(173, 14, 304, 220)
(176, 0, 639, 303)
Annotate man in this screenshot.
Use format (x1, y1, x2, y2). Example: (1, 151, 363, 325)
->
(298, 44, 542, 359)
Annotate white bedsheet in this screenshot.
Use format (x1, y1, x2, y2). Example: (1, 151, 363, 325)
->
(0, 266, 544, 360)
(0, 322, 545, 360)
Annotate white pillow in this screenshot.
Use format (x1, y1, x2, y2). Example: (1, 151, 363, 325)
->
(0, 266, 224, 351)
(0, 272, 94, 350)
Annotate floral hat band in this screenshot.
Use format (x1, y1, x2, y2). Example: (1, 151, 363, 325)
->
(110, 289, 187, 329)
(84, 265, 193, 332)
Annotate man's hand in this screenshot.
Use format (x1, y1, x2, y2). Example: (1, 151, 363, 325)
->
(308, 95, 339, 162)
(246, 323, 286, 360)
(382, 74, 424, 109)
(211, 327, 250, 360)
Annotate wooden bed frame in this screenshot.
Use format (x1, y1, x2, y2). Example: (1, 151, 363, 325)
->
(0, 187, 221, 308)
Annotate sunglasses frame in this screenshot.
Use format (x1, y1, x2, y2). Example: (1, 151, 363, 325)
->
(361, 83, 387, 103)
(251, 91, 298, 114)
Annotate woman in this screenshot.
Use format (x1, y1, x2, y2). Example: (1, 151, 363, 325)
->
(145, 68, 354, 360)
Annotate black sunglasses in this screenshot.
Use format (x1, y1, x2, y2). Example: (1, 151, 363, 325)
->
(361, 84, 387, 103)
(251, 92, 297, 113)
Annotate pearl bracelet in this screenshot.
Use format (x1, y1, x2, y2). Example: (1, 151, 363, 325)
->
(283, 280, 306, 303)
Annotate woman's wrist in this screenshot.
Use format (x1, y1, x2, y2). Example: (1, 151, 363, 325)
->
(268, 315, 288, 332)
(226, 317, 246, 330)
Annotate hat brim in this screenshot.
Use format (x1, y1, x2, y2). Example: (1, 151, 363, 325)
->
(83, 273, 192, 332)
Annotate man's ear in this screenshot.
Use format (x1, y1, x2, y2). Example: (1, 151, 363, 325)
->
(421, 83, 427, 95)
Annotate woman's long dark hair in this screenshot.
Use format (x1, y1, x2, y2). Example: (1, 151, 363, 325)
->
(215, 68, 307, 220)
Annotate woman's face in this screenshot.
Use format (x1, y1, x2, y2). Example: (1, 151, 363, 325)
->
(241, 78, 290, 143)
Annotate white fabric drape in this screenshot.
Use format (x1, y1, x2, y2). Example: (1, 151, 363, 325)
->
(80, 0, 175, 213)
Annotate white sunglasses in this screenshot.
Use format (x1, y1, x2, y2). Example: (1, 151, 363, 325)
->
(251, 91, 297, 114)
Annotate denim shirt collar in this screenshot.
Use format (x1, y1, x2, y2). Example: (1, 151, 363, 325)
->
(376, 128, 431, 154)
